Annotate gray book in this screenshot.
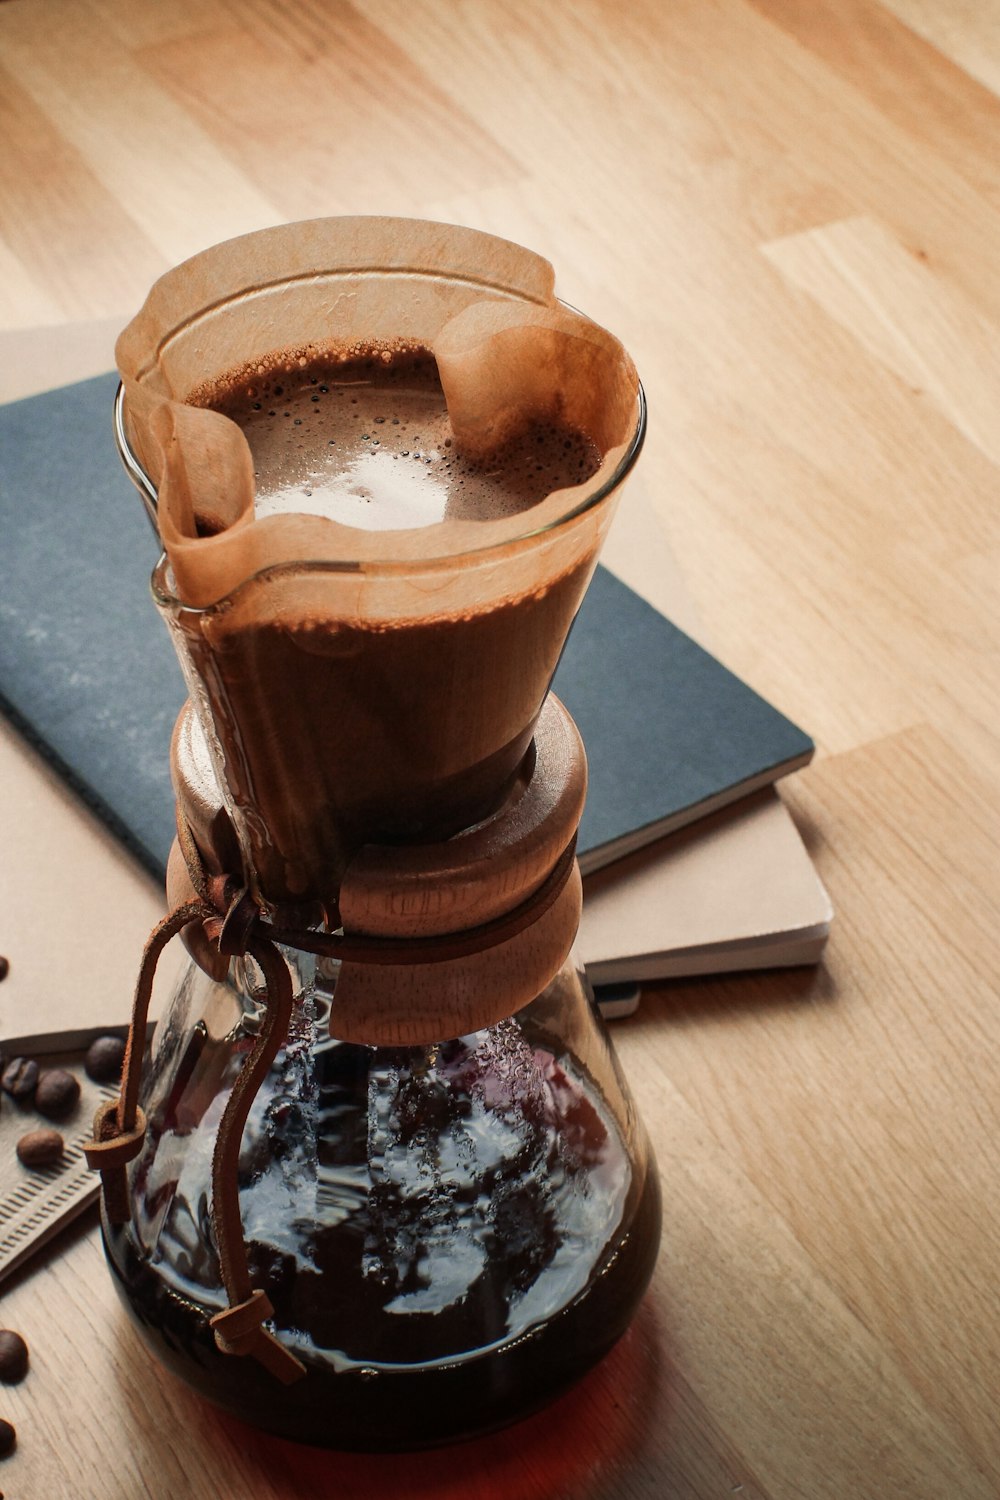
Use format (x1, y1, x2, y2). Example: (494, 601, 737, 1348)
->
(561, 564, 814, 873)
(0, 371, 813, 884)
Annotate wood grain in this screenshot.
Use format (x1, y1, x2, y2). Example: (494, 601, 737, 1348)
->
(1, 0, 998, 1495)
(763, 213, 1000, 466)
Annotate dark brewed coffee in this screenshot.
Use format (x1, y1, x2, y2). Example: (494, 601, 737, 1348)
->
(104, 993, 661, 1449)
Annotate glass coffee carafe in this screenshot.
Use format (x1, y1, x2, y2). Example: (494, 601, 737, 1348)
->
(90, 218, 660, 1450)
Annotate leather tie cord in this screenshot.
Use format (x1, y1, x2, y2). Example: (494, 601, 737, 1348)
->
(84, 847, 307, 1382)
(206, 929, 306, 1382)
(85, 812, 578, 1383)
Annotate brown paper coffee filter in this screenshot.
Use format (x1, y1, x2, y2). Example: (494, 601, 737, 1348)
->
(117, 217, 639, 610)
(119, 218, 641, 905)
(151, 401, 255, 544)
(117, 216, 555, 395)
(434, 300, 636, 459)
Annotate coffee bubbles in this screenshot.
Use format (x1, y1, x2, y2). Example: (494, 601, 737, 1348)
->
(192, 348, 600, 532)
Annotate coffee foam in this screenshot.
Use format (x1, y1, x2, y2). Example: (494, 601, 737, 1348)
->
(191, 347, 601, 535)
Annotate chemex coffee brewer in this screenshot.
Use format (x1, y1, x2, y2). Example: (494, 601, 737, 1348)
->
(86, 218, 660, 1449)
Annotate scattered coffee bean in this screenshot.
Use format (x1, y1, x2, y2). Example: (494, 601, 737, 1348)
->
(34, 1068, 80, 1120)
(0, 1333, 27, 1385)
(16, 1129, 63, 1169)
(84, 1034, 126, 1083)
(1, 1057, 38, 1104)
(0, 1417, 14, 1456)
(0, 956, 9, 982)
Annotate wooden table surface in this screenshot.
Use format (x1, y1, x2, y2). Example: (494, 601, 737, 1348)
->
(1, 2, 998, 1496)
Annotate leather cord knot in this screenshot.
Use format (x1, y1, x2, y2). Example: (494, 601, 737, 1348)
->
(217, 884, 259, 957)
(83, 1099, 148, 1225)
(210, 1291, 305, 1384)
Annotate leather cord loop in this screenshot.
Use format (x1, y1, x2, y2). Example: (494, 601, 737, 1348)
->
(84, 899, 210, 1226)
(208, 930, 306, 1383)
(175, 807, 578, 971)
(83, 889, 306, 1383)
(268, 834, 579, 966)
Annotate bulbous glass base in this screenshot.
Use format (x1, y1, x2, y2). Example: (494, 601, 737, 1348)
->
(103, 951, 661, 1450)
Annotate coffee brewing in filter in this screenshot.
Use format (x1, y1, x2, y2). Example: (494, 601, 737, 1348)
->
(116, 218, 641, 908)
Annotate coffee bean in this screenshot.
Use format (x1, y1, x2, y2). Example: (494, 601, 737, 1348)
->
(0, 956, 9, 982)
(16, 1129, 63, 1169)
(0, 1333, 27, 1385)
(0, 1417, 14, 1456)
(1, 1058, 37, 1104)
(84, 1034, 126, 1083)
(34, 1068, 80, 1120)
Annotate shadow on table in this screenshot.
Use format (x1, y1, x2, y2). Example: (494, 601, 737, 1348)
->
(211, 1295, 667, 1500)
(633, 961, 839, 1029)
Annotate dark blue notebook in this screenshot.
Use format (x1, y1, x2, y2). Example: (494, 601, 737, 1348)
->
(0, 372, 813, 879)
